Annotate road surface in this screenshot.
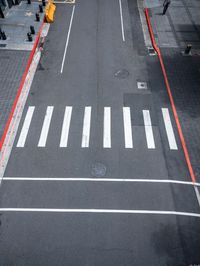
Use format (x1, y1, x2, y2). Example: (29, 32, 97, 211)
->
(0, 0, 199, 265)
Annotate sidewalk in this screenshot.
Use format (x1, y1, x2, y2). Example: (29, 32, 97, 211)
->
(147, 0, 200, 182)
(0, 1, 45, 145)
(149, 0, 200, 50)
(161, 49, 200, 182)
(0, 1, 44, 50)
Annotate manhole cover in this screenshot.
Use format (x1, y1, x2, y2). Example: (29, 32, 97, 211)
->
(91, 163, 106, 177)
(114, 69, 129, 79)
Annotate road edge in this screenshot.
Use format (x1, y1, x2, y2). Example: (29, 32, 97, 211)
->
(0, 20, 45, 150)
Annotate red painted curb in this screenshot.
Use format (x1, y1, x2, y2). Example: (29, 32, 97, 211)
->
(0, 20, 44, 150)
(144, 8, 196, 183)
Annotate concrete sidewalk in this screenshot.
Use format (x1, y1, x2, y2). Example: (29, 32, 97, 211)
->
(147, 0, 200, 182)
(0, 1, 44, 50)
(0, 1, 45, 145)
(148, 0, 200, 50)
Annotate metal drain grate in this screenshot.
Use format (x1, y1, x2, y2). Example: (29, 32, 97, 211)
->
(148, 46, 156, 56)
(137, 81, 148, 90)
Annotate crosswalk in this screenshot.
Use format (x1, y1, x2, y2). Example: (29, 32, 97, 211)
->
(60, 106, 72, 147)
(143, 110, 155, 149)
(16, 106, 178, 150)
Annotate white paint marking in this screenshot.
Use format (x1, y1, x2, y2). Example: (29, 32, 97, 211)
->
(0, 208, 200, 218)
(38, 106, 54, 147)
(60, 5, 75, 73)
(162, 108, 178, 150)
(194, 186, 200, 207)
(123, 107, 133, 148)
(81, 106, 91, 148)
(119, 0, 125, 42)
(143, 110, 155, 149)
(54, 1, 75, 3)
(104, 107, 111, 148)
(60, 106, 72, 147)
(3, 177, 200, 187)
(16, 106, 35, 147)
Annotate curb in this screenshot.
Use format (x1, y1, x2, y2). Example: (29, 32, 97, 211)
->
(0, 20, 45, 150)
(144, 8, 196, 184)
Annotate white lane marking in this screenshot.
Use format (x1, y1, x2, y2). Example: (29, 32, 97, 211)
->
(104, 107, 111, 148)
(123, 107, 133, 148)
(3, 177, 200, 187)
(81, 107, 91, 148)
(38, 106, 54, 147)
(54, 1, 75, 3)
(60, 106, 72, 147)
(119, 0, 125, 42)
(60, 5, 75, 73)
(143, 110, 155, 149)
(194, 186, 200, 207)
(16, 107, 35, 147)
(162, 108, 178, 150)
(0, 208, 200, 218)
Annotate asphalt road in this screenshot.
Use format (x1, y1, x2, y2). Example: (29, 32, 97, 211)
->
(0, 0, 200, 265)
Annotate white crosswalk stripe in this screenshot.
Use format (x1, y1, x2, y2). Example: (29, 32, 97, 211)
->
(162, 108, 178, 150)
(123, 107, 133, 148)
(60, 106, 72, 147)
(143, 110, 155, 149)
(103, 107, 111, 148)
(16, 106, 178, 151)
(81, 106, 92, 148)
(16, 106, 35, 147)
(38, 106, 54, 147)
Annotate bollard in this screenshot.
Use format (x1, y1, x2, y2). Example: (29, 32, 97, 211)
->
(27, 0, 31, 4)
(39, 4, 43, 13)
(27, 32, 33, 42)
(30, 25, 35, 34)
(1, 31, 7, 40)
(35, 12, 40, 22)
(184, 44, 192, 55)
(42, 0, 46, 7)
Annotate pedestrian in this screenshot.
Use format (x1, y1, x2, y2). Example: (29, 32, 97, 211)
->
(162, 0, 171, 15)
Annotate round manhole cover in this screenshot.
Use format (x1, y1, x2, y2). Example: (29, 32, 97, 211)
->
(114, 69, 129, 79)
(91, 163, 106, 177)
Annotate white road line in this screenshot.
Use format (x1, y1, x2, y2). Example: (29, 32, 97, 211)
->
(194, 186, 200, 207)
(3, 177, 200, 187)
(104, 107, 111, 148)
(162, 108, 178, 150)
(60, 106, 72, 147)
(81, 106, 91, 148)
(123, 107, 133, 148)
(143, 110, 155, 149)
(38, 106, 54, 147)
(60, 5, 75, 73)
(0, 208, 200, 218)
(16, 106, 35, 147)
(119, 0, 125, 42)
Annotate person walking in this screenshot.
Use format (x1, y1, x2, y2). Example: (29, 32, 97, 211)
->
(162, 0, 171, 15)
